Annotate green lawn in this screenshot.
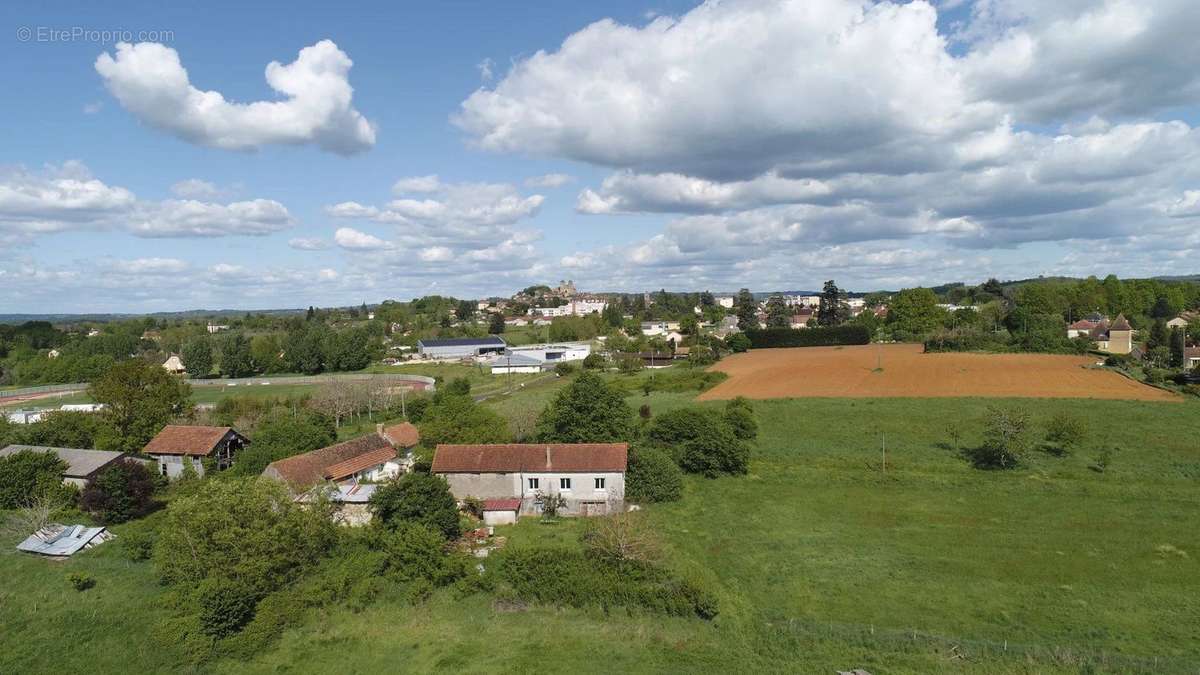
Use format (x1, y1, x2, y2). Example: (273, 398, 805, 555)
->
(2, 392, 1198, 673)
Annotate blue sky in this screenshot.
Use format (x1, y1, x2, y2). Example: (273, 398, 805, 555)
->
(2, 0, 1199, 312)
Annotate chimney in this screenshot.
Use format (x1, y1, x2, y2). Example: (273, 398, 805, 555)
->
(376, 423, 385, 439)
(545, 446, 552, 470)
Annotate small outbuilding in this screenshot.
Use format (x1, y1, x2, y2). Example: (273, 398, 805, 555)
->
(142, 425, 248, 479)
(0, 445, 127, 488)
(17, 523, 114, 558)
(161, 355, 186, 374)
(482, 498, 522, 525)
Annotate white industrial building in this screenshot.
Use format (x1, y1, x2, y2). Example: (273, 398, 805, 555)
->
(484, 342, 592, 374)
(417, 335, 507, 359)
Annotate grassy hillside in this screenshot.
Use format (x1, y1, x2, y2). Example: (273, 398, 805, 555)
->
(1, 392, 1197, 673)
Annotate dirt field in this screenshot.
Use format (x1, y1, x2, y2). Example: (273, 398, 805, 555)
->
(698, 343, 1179, 401)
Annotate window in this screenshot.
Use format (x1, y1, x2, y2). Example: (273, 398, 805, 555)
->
(528, 477, 539, 490)
(160, 461, 168, 477)
(559, 477, 572, 490)
(594, 477, 606, 490)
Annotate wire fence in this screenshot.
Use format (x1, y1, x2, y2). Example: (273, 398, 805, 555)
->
(0, 373, 436, 402)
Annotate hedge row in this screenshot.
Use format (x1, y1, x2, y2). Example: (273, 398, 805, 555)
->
(744, 325, 870, 348)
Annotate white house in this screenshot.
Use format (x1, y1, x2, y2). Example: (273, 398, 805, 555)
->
(716, 296, 735, 308)
(530, 296, 608, 318)
(433, 443, 628, 517)
(162, 355, 186, 374)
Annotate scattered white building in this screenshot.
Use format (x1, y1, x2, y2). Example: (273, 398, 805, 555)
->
(530, 296, 608, 318)
(162, 355, 186, 374)
(206, 323, 229, 334)
(485, 352, 544, 374)
(716, 296, 735, 308)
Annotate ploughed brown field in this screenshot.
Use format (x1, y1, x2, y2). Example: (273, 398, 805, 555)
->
(698, 343, 1179, 401)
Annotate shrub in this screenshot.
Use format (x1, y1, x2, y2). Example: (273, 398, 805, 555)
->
(645, 408, 749, 477)
(581, 512, 663, 565)
(581, 353, 606, 370)
(418, 393, 510, 447)
(0, 449, 70, 509)
(553, 362, 577, 376)
(723, 397, 758, 441)
(404, 396, 431, 423)
(364, 522, 463, 585)
(197, 577, 258, 639)
(969, 406, 1031, 469)
(625, 446, 683, 503)
(461, 496, 485, 519)
(1044, 412, 1086, 455)
(744, 325, 869, 349)
(122, 530, 155, 562)
(725, 332, 751, 353)
(67, 572, 96, 591)
(369, 473, 461, 539)
(80, 458, 155, 524)
(444, 377, 472, 396)
(617, 356, 644, 374)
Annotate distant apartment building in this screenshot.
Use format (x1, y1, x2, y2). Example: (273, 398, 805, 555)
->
(531, 295, 608, 317)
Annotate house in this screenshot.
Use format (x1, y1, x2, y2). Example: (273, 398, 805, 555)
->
(716, 296, 735, 308)
(162, 355, 186, 374)
(1090, 314, 1134, 354)
(142, 425, 248, 478)
(1184, 346, 1200, 370)
(485, 352, 544, 374)
(261, 432, 400, 493)
(0, 445, 129, 488)
(1167, 313, 1195, 330)
(297, 483, 379, 526)
(640, 320, 681, 336)
(416, 335, 506, 359)
(790, 308, 815, 328)
(1067, 318, 1102, 339)
(432, 443, 628, 517)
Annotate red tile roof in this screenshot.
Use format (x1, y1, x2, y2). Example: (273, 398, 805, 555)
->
(1068, 319, 1099, 330)
(382, 422, 419, 448)
(262, 434, 392, 490)
(432, 443, 628, 474)
(483, 498, 522, 512)
(143, 425, 242, 456)
(324, 446, 398, 481)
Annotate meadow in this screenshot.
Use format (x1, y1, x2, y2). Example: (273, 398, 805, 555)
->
(1, 363, 1198, 673)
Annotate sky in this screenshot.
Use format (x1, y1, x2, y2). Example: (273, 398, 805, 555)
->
(2, 0, 1199, 313)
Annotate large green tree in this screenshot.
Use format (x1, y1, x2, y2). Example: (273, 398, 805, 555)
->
(218, 333, 256, 378)
(886, 287, 945, 338)
(419, 394, 511, 447)
(88, 359, 192, 453)
(734, 288, 758, 331)
(233, 409, 338, 476)
(180, 335, 214, 378)
(536, 371, 633, 443)
(369, 473, 461, 539)
(764, 294, 790, 328)
(817, 280, 846, 326)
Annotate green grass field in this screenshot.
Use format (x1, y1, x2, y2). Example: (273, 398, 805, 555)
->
(2, 385, 1198, 673)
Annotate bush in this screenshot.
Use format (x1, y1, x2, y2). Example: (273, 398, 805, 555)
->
(625, 446, 683, 503)
(67, 572, 96, 592)
(0, 449, 69, 509)
(418, 393, 511, 447)
(80, 458, 155, 524)
(369, 473, 461, 539)
(197, 577, 258, 639)
(553, 362, 577, 376)
(723, 397, 758, 441)
(725, 332, 752, 353)
(744, 325, 869, 349)
(617, 356, 644, 374)
(645, 408, 749, 477)
(122, 530, 155, 562)
(1044, 412, 1086, 455)
(581, 512, 663, 565)
(364, 522, 463, 585)
(581, 353, 606, 370)
(969, 406, 1031, 469)
(494, 546, 717, 619)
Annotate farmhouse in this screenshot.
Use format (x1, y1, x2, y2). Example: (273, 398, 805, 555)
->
(261, 432, 401, 493)
(432, 443, 628, 517)
(0, 445, 128, 488)
(142, 425, 248, 478)
(1185, 346, 1200, 370)
(417, 335, 506, 359)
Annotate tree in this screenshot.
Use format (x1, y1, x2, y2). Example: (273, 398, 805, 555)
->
(886, 287, 944, 338)
(1044, 412, 1085, 456)
(580, 512, 663, 565)
(89, 359, 192, 453)
(0, 450, 69, 509)
(971, 406, 1031, 469)
(645, 408, 749, 477)
(582, 352, 606, 370)
(535, 371, 633, 443)
(725, 332, 751, 353)
(455, 299, 476, 321)
(1169, 326, 1186, 368)
(218, 333, 255, 378)
(625, 446, 683, 503)
(419, 394, 511, 446)
(488, 312, 506, 334)
(816, 281, 842, 326)
(250, 334, 283, 373)
(1147, 319, 1169, 351)
(181, 335, 214, 378)
(79, 458, 155, 523)
(734, 288, 758, 331)
(765, 294, 789, 328)
(283, 325, 326, 374)
(12, 410, 105, 449)
(233, 409, 337, 476)
(369, 473, 460, 539)
(154, 478, 336, 594)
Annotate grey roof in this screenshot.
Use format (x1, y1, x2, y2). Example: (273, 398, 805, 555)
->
(0, 445, 125, 478)
(417, 336, 506, 348)
(485, 353, 545, 368)
(17, 524, 112, 557)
